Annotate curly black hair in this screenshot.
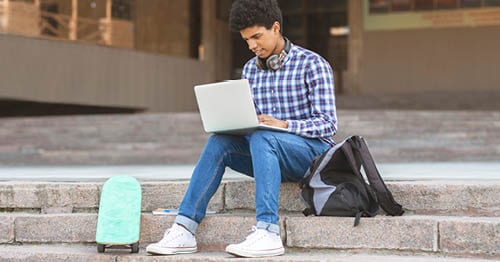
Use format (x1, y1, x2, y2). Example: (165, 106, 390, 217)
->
(229, 0, 283, 32)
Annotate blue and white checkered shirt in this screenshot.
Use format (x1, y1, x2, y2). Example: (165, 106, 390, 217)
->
(242, 43, 337, 146)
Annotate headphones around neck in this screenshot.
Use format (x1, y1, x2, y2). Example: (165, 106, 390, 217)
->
(256, 37, 291, 71)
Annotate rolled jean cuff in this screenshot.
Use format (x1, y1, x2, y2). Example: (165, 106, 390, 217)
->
(175, 215, 199, 235)
(256, 221, 280, 235)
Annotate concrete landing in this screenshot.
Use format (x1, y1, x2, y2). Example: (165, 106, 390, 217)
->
(0, 162, 498, 182)
(0, 245, 493, 262)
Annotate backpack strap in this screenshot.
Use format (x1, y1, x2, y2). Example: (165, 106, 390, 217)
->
(340, 137, 380, 216)
(350, 136, 405, 216)
(354, 211, 361, 227)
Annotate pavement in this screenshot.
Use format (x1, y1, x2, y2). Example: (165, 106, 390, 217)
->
(0, 162, 499, 182)
(0, 245, 495, 262)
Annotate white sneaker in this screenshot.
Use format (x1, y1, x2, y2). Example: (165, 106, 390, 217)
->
(225, 226, 284, 258)
(146, 223, 197, 255)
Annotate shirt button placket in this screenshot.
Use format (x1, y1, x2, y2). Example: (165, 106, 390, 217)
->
(270, 73, 278, 114)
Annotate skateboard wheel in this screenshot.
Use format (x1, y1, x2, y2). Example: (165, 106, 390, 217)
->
(131, 242, 139, 253)
(97, 244, 105, 253)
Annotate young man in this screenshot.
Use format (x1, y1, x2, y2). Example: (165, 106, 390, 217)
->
(146, 0, 336, 258)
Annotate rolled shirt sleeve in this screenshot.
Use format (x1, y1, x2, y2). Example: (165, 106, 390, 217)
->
(286, 56, 337, 142)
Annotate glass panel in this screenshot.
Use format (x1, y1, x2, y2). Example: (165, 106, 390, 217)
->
(484, 0, 500, 6)
(460, 0, 482, 8)
(437, 0, 458, 9)
(112, 0, 132, 20)
(391, 0, 412, 12)
(307, 0, 346, 11)
(369, 0, 390, 14)
(278, 0, 302, 13)
(282, 14, 302, 38)
(415, 0, 435, 10)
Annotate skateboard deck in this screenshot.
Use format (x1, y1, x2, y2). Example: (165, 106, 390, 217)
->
(96, 175, 142, 253)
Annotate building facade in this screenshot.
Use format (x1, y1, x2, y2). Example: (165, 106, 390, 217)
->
(0, 0, 499, 114)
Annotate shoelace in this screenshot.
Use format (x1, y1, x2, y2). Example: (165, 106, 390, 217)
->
(242, 226, 270, 245)
(159, 228, 183, 245)
(245, 226, 259, 239)
(249, 226, 258, 233)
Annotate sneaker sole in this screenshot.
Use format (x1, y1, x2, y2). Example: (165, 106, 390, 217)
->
(146, 246, 197, 255)
(225, 246, 285, 258)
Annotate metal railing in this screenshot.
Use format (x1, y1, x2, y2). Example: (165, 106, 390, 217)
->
(0, 0, 133, 48)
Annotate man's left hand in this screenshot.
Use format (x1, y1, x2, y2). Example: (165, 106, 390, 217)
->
(258, 114, 288, 129)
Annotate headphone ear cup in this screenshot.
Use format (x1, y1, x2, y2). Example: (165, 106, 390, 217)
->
(255, 37, 291, 71)
(256, 58, 267, 70)
(266, 54, 281, 71)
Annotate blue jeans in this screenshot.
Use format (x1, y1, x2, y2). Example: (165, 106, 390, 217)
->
(175, 130, 331, 235)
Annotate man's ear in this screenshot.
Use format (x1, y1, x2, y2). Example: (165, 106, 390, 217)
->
(272, 21, 281, 34)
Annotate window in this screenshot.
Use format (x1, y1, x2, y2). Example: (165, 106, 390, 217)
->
(368, 0, 500, 13)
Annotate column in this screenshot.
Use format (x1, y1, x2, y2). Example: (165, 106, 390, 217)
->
(346, 0, 364, 94)
(1, 0, 9, 32)
(69, 0, 78, 40)
(104, 0, 112, 45)
(201, 0, 217, 82)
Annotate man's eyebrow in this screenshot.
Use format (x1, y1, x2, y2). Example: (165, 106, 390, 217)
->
(243, 33, 261, 41)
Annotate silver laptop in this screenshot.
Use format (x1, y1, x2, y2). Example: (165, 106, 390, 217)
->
(194, 79, 288, 134)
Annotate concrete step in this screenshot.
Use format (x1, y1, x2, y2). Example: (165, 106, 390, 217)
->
(0, 213, 498, 258)
(0, 113, 208, 165)
(336, 92, 500, 111)
(1, 110, 499, 164)
(357, 145, 500, 162)
(0, 179, 498, 217)
(334, 111, 500, 162)
(0, 244, 493, 262)
(338, 110, 500, 121)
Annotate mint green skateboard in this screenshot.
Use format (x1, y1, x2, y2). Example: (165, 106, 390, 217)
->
(96, 175, 142, 253)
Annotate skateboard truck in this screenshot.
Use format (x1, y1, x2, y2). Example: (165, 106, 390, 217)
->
(97, 243, 139, 253)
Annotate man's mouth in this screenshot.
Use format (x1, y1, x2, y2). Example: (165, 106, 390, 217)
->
(254, 49, 265, 57)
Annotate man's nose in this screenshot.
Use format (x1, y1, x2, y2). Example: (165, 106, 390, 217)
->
(247, 40, 257, 50)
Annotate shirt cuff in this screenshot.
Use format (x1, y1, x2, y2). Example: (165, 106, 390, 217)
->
(286, 120, 299, 133)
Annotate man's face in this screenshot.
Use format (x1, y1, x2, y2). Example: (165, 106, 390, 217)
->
(240, 22, 281, 59)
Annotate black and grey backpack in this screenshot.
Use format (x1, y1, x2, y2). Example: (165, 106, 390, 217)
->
(300, 135, 404, 226)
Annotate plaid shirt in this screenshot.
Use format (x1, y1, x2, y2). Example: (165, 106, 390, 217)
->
(242, 43, 337, 146)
